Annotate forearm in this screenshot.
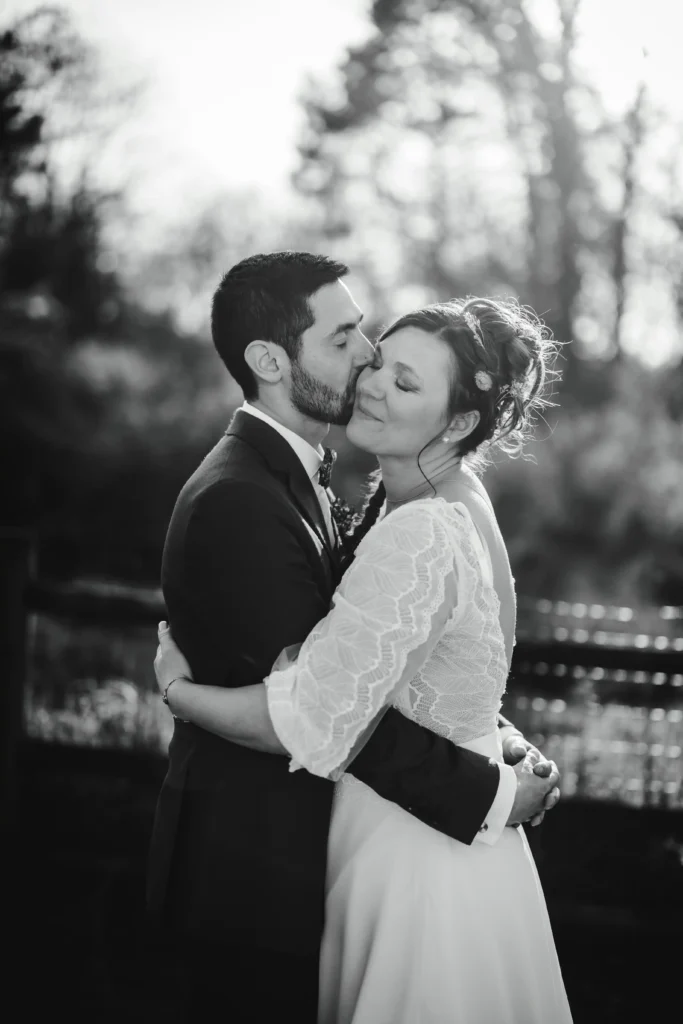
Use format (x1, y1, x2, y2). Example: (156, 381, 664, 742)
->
(349, 708, 500, 844)
(166, 679, 287, 754)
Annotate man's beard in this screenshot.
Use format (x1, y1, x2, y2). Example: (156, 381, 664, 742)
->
(290, 359, 359, 426)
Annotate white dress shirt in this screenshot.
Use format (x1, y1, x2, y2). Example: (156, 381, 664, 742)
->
(241, 401, 515, 843)
(477, 753, 517, 846)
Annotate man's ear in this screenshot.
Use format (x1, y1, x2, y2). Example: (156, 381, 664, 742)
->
(447, 409, 480, 442)
(244, 340, 287, 386)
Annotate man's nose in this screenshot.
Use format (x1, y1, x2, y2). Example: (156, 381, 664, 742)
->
(352, 332, 374, 367)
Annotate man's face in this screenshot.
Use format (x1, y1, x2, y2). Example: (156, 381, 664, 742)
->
(288, 279, 373, 426)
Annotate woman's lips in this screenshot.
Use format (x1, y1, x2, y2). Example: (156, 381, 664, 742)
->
(355, 402, 382, 421)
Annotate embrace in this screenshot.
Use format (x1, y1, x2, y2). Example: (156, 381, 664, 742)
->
(146, 252, 573, 1023)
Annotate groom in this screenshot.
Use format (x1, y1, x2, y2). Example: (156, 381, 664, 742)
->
(147, 252, 559, 1022)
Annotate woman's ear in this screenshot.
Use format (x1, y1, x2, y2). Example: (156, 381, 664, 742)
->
(447, 410, 480, 442)
(244, 340, 287, 386)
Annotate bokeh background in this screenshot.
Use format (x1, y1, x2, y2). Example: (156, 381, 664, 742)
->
(2, 2, 683, 1022)
(3, 0, 683, 602)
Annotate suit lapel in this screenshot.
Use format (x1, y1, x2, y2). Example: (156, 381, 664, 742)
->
(227, 410, 340, 583)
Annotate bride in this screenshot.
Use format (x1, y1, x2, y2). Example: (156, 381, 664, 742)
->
(154, 296, 573, 1023)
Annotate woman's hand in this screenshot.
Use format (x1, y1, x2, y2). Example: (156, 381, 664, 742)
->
(501, 731, 561, 827)
(154, 621, 194, 694)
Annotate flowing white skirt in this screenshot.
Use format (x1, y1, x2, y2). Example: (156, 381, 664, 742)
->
(319, 731, 573, 1024)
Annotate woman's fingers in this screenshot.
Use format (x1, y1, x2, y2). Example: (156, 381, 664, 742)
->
(507, 738, 529, 762)
(153, 643, 165, 689)
(544, 786, 561, 811)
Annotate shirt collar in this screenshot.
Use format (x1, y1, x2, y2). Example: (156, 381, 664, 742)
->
(241, 402, 324, 482)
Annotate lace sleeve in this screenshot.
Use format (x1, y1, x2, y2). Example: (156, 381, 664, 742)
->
(265, 501, 459, 780)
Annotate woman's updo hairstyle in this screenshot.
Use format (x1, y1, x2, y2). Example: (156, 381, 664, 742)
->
(378, 296, 561, 467)
(345, 296, 561, 556)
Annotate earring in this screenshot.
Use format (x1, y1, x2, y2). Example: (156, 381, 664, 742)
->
(442, 435, 450, 443)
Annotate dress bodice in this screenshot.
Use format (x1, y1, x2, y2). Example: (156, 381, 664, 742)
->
(390, 498, 510, 744)
(266, 498, 513, 780)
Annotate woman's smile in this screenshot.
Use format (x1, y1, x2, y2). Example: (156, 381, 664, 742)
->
(354, 398, 383, 422)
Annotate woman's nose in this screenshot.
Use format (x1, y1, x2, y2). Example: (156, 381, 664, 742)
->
(358, 370, 384, 399)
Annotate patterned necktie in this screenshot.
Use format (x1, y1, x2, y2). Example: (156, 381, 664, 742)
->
(317, 446, 337, 490)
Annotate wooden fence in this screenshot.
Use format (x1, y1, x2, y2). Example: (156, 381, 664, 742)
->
(2, 535, 682, 833)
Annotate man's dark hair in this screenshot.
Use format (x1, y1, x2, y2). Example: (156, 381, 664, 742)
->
(211, 251, 349, 399)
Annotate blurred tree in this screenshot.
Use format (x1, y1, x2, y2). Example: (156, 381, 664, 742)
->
(0, 9, 125, 535)
(485, 360, 683, 605)
(0, 8, 227, 581)
(0, 8, 127, 331)
(292, 0, 683, 604)
(33, 303, 232, 582)
(293, 0, 683, 400)
(125, 189, 327, 338)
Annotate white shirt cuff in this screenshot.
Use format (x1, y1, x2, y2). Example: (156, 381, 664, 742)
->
(473, 762, 516, 846)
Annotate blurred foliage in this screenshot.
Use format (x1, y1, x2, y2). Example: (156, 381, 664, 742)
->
(483, 363, 683, 602)
(290, 0, 683, 605)
(0, 8, 230, 581)
(1, 3, 682, 606)
(294, 0, 683, 376)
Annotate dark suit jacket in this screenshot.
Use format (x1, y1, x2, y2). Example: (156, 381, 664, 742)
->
(146, 410, 502, 956)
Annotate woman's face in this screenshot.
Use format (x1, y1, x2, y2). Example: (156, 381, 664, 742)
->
(346, 326, 454, 457)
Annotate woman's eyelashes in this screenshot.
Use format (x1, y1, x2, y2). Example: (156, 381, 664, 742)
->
(367, 357, 416, 392)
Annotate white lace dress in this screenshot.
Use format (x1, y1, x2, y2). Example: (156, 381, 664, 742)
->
(266, 498, 573, 1024)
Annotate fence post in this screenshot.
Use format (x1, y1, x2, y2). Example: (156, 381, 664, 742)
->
(0, 530, 35, 837)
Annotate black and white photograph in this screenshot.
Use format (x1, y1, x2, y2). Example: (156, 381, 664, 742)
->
(2, 2, 683, 1022)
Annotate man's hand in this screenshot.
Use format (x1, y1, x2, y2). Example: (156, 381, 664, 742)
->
(505, 744, 561, 828)
(501, 729, 561, 825)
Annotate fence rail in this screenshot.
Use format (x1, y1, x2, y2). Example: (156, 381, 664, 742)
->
(25, 579, 683, 642)
(26, 578, 165, 625)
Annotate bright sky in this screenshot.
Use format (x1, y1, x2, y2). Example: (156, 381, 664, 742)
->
(3, 0, 683, 363)
(4, 0, 682, 226)
(4, 0, 373, 222)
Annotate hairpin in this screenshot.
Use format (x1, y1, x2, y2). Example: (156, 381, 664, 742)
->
(474, 369, 493, 392)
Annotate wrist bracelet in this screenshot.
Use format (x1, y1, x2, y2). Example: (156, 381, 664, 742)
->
(162, 674, 192, 705)
(162, 675, 193, 723)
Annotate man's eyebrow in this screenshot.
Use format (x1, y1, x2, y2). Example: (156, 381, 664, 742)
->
(327, 312, 364, 337)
